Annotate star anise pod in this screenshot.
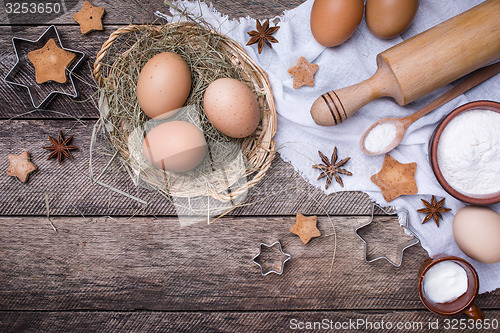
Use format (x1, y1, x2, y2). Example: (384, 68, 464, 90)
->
(246, 19, 280, 54)
(312, 147, 352, 189)
(417, 195, 451, 227)
(43, 131, 78, 164)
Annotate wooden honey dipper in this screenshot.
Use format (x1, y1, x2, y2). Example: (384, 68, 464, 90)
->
(310, 0, 500, 126)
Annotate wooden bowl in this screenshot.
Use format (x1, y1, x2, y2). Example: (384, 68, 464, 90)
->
(429, 100, 500, 205)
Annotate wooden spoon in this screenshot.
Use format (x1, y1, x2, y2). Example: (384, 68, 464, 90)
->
(360, 62, 500, 156)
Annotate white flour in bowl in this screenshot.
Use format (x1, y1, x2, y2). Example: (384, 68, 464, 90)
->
(437, 109, 500, 196)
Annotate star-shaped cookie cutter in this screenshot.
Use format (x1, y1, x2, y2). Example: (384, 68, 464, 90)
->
(4, 25, 86, 109)
(355, 202, 420, 267)
(252, 241, 291, 275)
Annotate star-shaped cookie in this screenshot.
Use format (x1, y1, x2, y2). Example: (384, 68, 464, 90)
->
(371, 155, 418, 202)
(27, 39, 76, 84)
(288, 57, 319, 89)
(290, 213, 321, 244)
(73, 1, 105, 35)
(6, 151, 37, 183)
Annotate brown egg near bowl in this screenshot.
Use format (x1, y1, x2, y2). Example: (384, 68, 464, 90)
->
(429, 101, 500, 205)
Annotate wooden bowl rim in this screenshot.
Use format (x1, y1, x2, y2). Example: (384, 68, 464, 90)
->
(429, 100, 500, 205)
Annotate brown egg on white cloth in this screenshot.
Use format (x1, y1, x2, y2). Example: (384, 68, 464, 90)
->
(203, 78, 260, 138)
(142, 121, 207, 173)
(365, 0, 419, 39)
(136, 52, 192, 119)
(453, 206, 500, 264)
(310, 0, 365, 47)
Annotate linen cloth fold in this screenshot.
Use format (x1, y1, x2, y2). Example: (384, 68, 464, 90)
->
(167, 0, 500, 293)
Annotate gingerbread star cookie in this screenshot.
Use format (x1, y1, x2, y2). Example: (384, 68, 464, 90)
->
(288, 57, 319, 89)
(27, 39, 76, 84)
(290, 213, 321, 244)
(371, 154, 418, 202)
(73, 1, 105, 35)
(6, 151, 37, 183)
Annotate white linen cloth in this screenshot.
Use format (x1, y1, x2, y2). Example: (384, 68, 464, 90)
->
(166, 0, 500, 293)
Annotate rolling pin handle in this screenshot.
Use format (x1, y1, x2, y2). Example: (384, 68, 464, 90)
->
(311, 65, 392, 126)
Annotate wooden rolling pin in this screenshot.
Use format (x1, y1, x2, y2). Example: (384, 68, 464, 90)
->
(311, 0, 500, 126)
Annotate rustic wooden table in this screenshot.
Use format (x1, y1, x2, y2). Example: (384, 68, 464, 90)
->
(0, 1, 498, 332)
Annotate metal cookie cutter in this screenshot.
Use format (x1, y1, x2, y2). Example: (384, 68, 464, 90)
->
(355, 202, 420, 267)
(252, 241, 291, 275)
(4, 25, 86, 109)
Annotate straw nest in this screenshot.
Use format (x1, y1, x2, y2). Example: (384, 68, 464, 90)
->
(93, 22, 277, 204)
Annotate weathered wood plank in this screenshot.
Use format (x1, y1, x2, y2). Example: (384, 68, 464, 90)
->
(0, 0, 145, 27)
(1, 310, 500, 333)
(0, 119, 376, 216)
(0, 0, 307, 27)
(0, 216, 498, 311)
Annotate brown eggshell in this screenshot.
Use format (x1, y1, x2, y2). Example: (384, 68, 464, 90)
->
(453, 206, 500, 264)
(366, 0, 419, 39)
(142, 121, 207, 173)
(203, 78, 260, 138)
(310, 0, 364, 47)
(136, 52, 191, 119)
